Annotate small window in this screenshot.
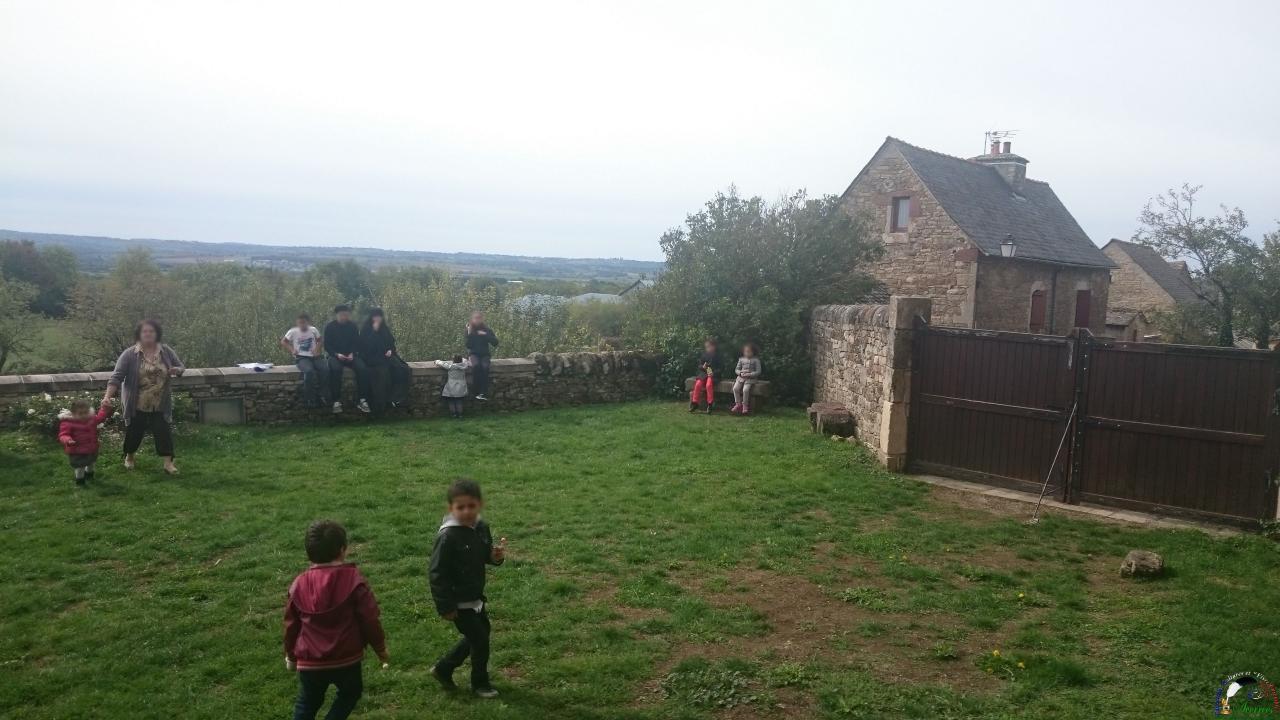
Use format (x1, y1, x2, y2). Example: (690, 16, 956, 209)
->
(890, 196, 910, 232)
(1029, 290, 1047, 333)
(1074, 290, 1092, 328)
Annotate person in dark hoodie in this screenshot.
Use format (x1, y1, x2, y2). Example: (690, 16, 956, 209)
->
(322, 304, 371, 415)
(688, 337, 721, 414)
(428, 478, 506, 699)
(358, 308, 411, 415)
(464, 311, 499, 401)
(284, 520, 389, 720)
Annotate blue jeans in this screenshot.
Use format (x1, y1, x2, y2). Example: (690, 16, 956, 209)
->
(293, 662, 363, 720)
(297, 356, 324, 406)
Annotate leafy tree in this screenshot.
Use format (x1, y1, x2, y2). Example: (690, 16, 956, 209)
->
(71, 248, 178, 366)
(0, 278, 37, 372)
(1234, 229, 1280, 349)
(1133, 185, 1251, 347)
(303, 260, 375, 304)
(0, 240, 79, 317)
(629, 188, 880, 400)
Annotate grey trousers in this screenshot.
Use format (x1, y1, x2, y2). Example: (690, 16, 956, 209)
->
(732, 378, 756, 406)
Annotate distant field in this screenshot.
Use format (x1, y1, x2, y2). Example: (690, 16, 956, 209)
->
(7, 319, 88, 374)
(0, 229, 665, 280)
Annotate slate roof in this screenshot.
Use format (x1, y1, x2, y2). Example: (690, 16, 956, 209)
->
(1102, 239, 1202, 304)
(868, 138, 1114, 269)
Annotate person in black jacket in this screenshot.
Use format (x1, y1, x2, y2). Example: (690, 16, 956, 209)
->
(359, 308, 410, 415)
(428, 479, 506, 699)
(323, 305, 372, 414)
(464, 311, 499, 401)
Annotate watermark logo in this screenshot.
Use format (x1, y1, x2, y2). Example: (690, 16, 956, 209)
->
(1215, 672, 1279, 716)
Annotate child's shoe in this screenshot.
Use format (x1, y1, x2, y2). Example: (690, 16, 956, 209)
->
(688, 402, 698, 413)
(74, 476, 86, 487)
(730, 403, 742, 414)
(430, 665, 458, 692)
(741, 406, 751, 416)
(704, 404, 714, 414)
(473, 685, 500, 699)
(357, 399, 371, 414)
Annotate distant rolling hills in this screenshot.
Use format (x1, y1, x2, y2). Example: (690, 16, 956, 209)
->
(0, 229, 664, 281)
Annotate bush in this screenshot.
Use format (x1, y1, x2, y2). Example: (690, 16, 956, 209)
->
(625, 188, 880, 402)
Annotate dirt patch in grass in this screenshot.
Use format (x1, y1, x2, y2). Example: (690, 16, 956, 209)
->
(626, 564, 1004, 716)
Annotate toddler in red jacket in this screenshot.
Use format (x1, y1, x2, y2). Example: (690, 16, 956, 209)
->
(284, 520, 389, 720)
(57, 399, 112, 486)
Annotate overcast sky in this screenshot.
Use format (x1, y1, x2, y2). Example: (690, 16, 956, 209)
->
(2, 1, 1277, 261)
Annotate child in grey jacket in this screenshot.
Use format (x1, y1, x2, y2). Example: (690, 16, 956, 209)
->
(436, 356, 470, 419)
(731, 344, 762, 415)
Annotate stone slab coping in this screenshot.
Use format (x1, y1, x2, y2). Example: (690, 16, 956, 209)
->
(683, 377, 772, 396)
(0, 358, 543, 394)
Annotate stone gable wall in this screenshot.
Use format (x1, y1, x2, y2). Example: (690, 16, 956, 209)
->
(1103, 243, 1177, 313)
(842, 147, 977, 327)
(0, 352, 661, 427)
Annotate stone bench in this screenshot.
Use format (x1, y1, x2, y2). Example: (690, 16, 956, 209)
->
(684, 376, 772, 405)
(807, 402, 855, 437)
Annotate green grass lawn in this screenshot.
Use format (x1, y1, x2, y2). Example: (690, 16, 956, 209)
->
(2, 403, 1278, 719)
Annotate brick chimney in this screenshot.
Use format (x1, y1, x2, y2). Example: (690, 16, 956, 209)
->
(972, 141, 1028, 193)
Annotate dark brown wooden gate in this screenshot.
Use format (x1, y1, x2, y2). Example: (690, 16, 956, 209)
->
(1073, 336, 1280, 522)
(910, 326, 1076, 496)
(910, 325, 1280, 524)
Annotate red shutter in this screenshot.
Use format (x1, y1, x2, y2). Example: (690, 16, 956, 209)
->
(1074, 290, 1091, 328)
(1029, 291, 1046, 333)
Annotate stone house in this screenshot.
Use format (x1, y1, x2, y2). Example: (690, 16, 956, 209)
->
(1101, 239, 1202, 340)
(840, 137, 1114, 334)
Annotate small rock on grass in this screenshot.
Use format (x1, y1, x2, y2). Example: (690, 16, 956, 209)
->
(1119, 549, 1164, 578)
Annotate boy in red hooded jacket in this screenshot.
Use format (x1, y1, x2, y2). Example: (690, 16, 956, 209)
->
(57, 398, 113, 486)
(284, 520, 389, 720)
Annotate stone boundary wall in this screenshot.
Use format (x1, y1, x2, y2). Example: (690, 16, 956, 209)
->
(0, 351, 661, 427)
(810, 297, 931, 470)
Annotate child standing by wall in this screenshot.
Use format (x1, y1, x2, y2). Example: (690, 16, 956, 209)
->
(283, 520, 390, 720)
(428, 479, 506, 699)
(731, 343, 762, 415)
(688, 338, 721, 414)
(435, 355, 470, 419)
(57, 398, 113, 486)
(465, 311, 500, 401)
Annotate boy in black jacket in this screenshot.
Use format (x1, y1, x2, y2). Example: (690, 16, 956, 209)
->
(428, 479, 506, 698)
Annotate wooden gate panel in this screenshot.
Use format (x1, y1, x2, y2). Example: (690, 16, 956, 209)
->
(1076, 341, 1279, 522)
(910, 328, 1074, 493)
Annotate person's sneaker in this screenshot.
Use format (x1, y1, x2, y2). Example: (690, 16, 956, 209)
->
(332, 401, 343, 414)
(74, 476, 86, 487)
(429, 665, 458, 692)
(357, 399, 371, 414)
(85, 471, 95, 482)
(473, 686, 500, 699)
(688, 402, 698, 413)
(704, 404, 714, 414)
(741, 407, 751, 416)
(730, 403, 742, 414)
(474, 394, 489, 402)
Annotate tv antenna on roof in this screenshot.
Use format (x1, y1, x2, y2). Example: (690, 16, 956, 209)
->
(984, 130, 1018, 154)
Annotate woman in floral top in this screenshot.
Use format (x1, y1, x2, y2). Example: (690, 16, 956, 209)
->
(102, 319, 185, 475)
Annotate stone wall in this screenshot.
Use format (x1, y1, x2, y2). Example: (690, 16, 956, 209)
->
(810, 297, 931, 470)
(842, 146, 977, 327)
(0, 352, 660, 427)
(973, 260, 1111, 335)
(1103, 242, 1177, 313)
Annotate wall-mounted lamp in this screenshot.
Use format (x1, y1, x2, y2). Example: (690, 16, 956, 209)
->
(1000, 234, 1017, 258)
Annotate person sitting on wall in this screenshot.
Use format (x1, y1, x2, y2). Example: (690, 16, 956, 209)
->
(281, 313, 325, 409)
(464, 311, 499, 402)
(323, 304, 371, 414)
(359, 308, 410, 415)
(730, 342, 762, 416)
(688, 337, 721, 414)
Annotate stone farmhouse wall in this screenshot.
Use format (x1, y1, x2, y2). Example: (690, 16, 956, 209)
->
(1103, 242, 1178, 313)
(0, 352, 660, 427)
(974, 260, 1111, 335)
(842, 147, 977, 327)
(810, 297, 931, 470)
